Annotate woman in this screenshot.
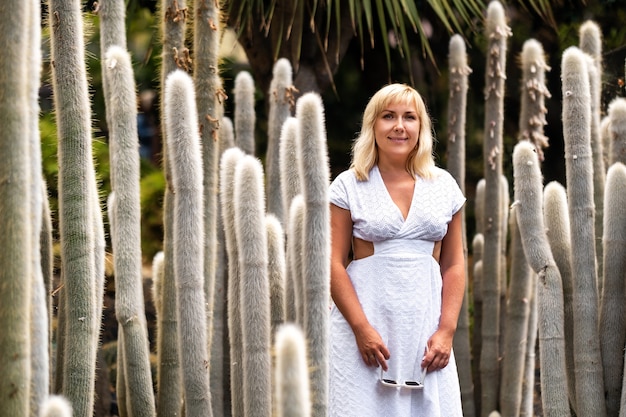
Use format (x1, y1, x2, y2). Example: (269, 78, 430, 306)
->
(328, 83, 465, 416)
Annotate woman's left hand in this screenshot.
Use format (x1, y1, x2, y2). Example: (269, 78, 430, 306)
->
(421, 329, 454, 372)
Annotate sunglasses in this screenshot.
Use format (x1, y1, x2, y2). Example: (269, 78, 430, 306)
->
(379, 366, 427, 390)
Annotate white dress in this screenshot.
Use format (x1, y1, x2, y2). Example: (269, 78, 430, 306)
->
(328, 165, 465, 417)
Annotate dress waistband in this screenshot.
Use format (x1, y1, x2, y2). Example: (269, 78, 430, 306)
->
(373, 239, 434, 256)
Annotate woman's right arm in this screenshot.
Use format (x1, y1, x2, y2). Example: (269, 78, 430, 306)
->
(330, 203, 390, 369)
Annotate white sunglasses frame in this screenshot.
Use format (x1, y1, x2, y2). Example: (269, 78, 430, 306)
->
(379, 365, 427, 390)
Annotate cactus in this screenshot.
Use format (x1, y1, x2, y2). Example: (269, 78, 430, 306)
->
(607, 98, 626, 166)
(266, 214, 286, 330)
(267, 58, 295, 221)
(518, 39, 550, 160)
(157, 1, 188, 411)
(543, 181, 576, 411)
(164, 70, 212, 417)
(562, 46, 606, 417)
(446, 33, 475, 417)
(193, 6, 224, 399)
(512, 141, 570, 417)
(0, 1, 32, 415)
(48, 0, 106, 414)
(599, 163, 626, 417)
(104, 45, 156, 417)
(41, 396, 73, 417)
(579, 22, 605, 292)
(279, 117, 303, 322)
(287, 195, 306, 324)
(220, 146, 246, 417)
(480, 3, 511, 413)
(274, 324, 312, 417)
(234, 155, 272, 417)
(234, 71, 257, 155)
(295, 92, 331, 417)
(98, 0, 127, 128)
(520, 275, 538, 417)
(500, 208, 534, 417)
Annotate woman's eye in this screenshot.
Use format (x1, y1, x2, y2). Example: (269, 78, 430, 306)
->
(382, 113, 394, 119)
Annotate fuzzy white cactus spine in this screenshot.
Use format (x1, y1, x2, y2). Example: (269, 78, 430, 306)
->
(98, 0, 126, 127)
(234, 71, 257, 155)
(607, 98, 626, 166)
(295, 92, 331, 417)
(234, 155, 272, 417)
(220, 147, 246, 417)
(561, 46, 606, 417)
(512, 141, 570, 416)
(41, 396, 73, 417)
(266, 214, 286, 330)
(481, 3, 511, 412)
(0, 1, 32, 414)
(275, 324, 312, 417)
(48, 0, 105, 413)
(104, 45, 156, 417)
(599, 163, 626, 416)
(164, 70, 212, 417)
(267, 58, 295, 221)
(520, 274, 538, 417)
(543, 181, 576, 411)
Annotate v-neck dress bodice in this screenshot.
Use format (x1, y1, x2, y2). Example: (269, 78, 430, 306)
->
(328, 165, 465, 417)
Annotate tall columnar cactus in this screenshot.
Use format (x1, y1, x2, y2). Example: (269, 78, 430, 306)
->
(0, 1, 32, 415)
(481, 2, 511, 414)
(471, 232, 484, 412)
(500, 208, 534, 417)
(48, 0, 105, 414)
(279, 117, 303, 322)
(288, 195, 306, 324)
(599, 162, 626, 417)
(520, 275, 538, 417)
(104, 45, 156, 417)
(211, 116, 236, 416)
(266, 214, 286, 330)
(193, 5, 224, 396)
(164, 70, 212, 417)
(579, 21, 605, 292)
(518, 39, 550, 160)
(446, 33, 475, 417)
(512, 141, 570, 417)
(234, 155, 272, 417)
(295, 92, 331, 417)
(220, 146, 246, 417)
(274, 324, 312, 417)
(543, 181, 576, 411)
(267, 58, 295, 221)
(27, 0, 48, 413)
(98, 0, 127, 127)
(234, 71, 257, 155)
(561, 46, 606, 417)
(157, 1, 187, 411)
(607, 98, 626, 165)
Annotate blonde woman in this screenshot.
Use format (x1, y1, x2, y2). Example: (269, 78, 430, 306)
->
(329, 84, 465, 416)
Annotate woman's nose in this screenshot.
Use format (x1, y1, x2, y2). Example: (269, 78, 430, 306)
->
(394, 120, 404, 130)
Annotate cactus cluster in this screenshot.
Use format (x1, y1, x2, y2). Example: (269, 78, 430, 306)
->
(3, 1, 626, 417)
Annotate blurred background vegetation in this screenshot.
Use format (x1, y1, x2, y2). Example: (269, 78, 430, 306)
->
(39, 0, 626, 263)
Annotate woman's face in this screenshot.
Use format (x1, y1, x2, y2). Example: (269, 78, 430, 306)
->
(373, 100, 420, 162)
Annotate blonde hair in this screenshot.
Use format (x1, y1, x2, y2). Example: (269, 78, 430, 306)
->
(350, 83, 436, 181)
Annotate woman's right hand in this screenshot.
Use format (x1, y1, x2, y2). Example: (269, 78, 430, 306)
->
(352, 323, 390, 371)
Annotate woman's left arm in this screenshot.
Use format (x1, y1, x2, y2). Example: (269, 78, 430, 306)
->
(422, 210, 466, 372)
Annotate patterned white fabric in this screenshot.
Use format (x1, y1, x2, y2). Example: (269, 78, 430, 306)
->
(328, 165, 465, 417)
